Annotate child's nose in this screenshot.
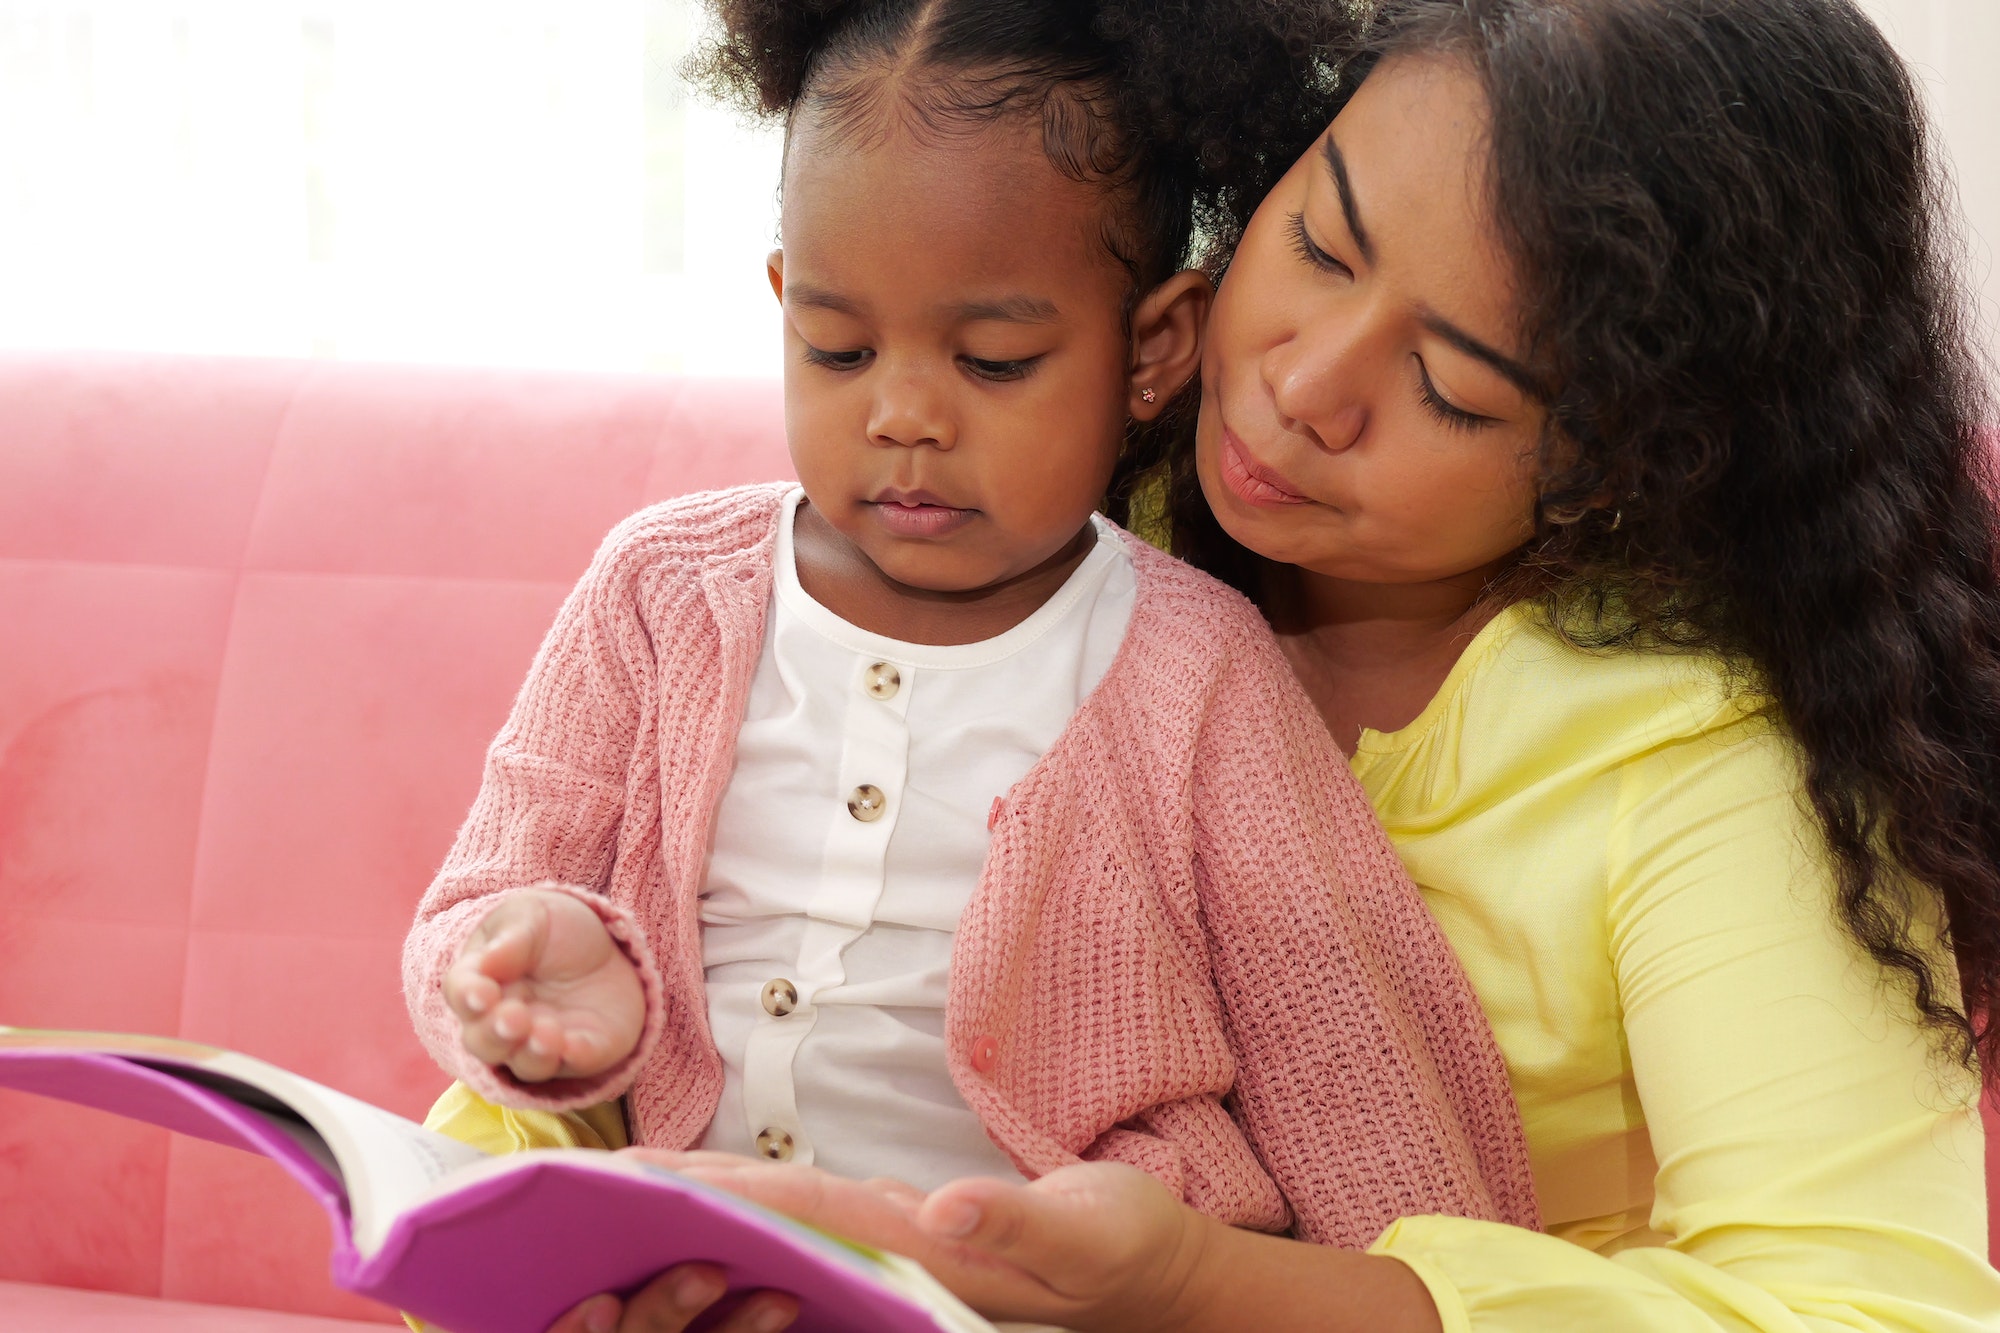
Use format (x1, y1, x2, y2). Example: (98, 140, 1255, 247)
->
(867, 371, 956, 450)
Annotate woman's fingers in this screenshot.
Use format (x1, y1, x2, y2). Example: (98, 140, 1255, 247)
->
(916, 1164, 1202, 1314)
(544, 1292, 622, 1333)
(623, 1267, 798, 1333)
(642, 1153, 926, 1242)
(634, 1152, 1067, 1322)
(540, 1266, 797, 1333)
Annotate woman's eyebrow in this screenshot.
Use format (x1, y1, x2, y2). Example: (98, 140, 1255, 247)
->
(1321, 136, 1375, 266)
(1323, 133, 1547, 400)
(1419, 310, 1548, 401)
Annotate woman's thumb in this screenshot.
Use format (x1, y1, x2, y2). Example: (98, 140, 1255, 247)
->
(917, 1164, 1138, 1289)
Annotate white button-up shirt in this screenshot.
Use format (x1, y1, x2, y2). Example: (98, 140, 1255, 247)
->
(696, 489, 1137, 1189)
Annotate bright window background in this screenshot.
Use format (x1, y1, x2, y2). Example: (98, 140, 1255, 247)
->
(0, 0, 784, 375)
(0, 0, 1992, 381)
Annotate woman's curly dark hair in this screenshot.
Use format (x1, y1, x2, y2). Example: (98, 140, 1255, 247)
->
(1167, 0, 2000, 1073)
(684, 0, 1352, 484)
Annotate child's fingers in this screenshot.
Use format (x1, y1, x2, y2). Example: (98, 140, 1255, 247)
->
(471, 912, 545, 985)
(441, 964, 501, 1023)
(558, 1027, 611, 1078)
(457, 996, 533, 1069)
(503, 1012, 569, 1083)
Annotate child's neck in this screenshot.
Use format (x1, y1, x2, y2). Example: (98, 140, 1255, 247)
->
(791, 501, 1097, 647)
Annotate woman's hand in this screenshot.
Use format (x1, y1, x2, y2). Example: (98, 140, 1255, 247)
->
(632, 1151, 1214, 1333)
(543, 1264, 798, 1333)
(442, 889, 645, 1083)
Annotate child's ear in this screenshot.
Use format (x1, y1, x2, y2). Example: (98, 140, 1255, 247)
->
(1127, 269, 1213, 422)
(767, 249, 786, 302)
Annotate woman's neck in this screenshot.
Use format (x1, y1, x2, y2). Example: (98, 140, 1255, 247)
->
(1264, 562, 1515, 755)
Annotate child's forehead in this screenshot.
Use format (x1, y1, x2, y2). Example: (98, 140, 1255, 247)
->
(779, 112, 1130, 312)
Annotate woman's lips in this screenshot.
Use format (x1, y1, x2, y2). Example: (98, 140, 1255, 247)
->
(1218, 427, 1311, 507)
(869, 492, 977, 538)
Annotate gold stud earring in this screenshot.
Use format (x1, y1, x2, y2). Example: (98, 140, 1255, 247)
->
(1140, 387, 1157, 404)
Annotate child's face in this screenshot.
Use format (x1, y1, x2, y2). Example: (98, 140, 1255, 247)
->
(771, 112, 1137, 596)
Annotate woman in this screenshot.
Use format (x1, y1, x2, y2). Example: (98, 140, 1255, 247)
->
(558, 0, 2000, 1329)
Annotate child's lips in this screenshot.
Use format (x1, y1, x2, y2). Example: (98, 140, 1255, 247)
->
(869, 490, 977, 538)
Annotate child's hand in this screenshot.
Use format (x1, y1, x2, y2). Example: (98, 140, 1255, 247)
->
(442, 890, 644, 1083)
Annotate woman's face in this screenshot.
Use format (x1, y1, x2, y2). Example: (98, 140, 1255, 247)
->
(1198, 54, 1551, 587)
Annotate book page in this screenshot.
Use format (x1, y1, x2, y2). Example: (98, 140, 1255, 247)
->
(199, 1052, 483, 1255)
(0, 1029, 480, 1256)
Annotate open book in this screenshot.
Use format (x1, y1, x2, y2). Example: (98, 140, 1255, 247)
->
(0, 1027, 997, 1333)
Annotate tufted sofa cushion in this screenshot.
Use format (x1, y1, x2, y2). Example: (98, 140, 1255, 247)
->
(2, 355, 1995, 1328)
(0, 353, 790, 1325)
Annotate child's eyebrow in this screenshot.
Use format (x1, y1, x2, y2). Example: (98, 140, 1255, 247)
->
(950, 296, 1061, 325)
(786, 283, 865, 317)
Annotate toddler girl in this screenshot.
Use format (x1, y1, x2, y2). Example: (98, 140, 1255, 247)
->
(404, 0, 1537, 1248)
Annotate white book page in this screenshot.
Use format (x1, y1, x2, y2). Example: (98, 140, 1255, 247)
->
(0, 1029, 484, 1257)
(199, 1052, 483, 1255)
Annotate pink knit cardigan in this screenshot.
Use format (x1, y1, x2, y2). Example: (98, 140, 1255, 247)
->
(403, 484, 1539, 1247)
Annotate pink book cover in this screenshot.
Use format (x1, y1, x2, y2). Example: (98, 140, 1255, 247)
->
(0, 1030, 994, 1333)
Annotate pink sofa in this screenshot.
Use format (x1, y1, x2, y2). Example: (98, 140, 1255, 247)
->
(2, 353, 1995, 1328)
(0, 353, 790, 1328)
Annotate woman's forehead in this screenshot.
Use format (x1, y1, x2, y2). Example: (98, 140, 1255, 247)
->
(1324, 55, 1529, 366)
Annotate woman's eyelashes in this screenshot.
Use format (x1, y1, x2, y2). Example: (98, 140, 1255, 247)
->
(1414, 358, 1496, 431)
(1288, 212, 1351, 278)
(1283, 211, 1504, 433)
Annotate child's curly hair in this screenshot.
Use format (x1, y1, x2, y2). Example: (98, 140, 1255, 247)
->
(685, 0, 1357, 501)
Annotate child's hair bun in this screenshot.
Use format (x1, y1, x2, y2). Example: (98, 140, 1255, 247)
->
(688, 0, 894, 119)
(687, 0, 1354, 253)
(1089, 0, 1349, 253)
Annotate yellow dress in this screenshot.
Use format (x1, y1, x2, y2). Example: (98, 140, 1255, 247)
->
(1360, 602, 2000, 1330)
(401, 1089, 629, 1333)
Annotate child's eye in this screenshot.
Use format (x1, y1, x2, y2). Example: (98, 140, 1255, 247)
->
(803, 345, 870, 371)
(1414, 358, 1496, 432)
(961, 355, 1042, 383)
(1288, 211, 1352, 278)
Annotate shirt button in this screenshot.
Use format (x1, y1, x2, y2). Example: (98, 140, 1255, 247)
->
(970, 1035, 1000, 1074)
(847, 784, 888, 822)
(754, 1127, 796, 1162)
(760, 977, 799, 1017)
(863, 662, 902, 700)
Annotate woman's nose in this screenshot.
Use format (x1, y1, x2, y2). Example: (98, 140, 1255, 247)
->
(867, 367, 955, 450)
(1265, 318, 1371, 454)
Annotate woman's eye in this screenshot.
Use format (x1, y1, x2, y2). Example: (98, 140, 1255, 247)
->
(1415, 358, 1497, 432)
(962, 355, 1041, 382)
(1289, 212, 1352, 278)
(803, 345, 869, 371)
